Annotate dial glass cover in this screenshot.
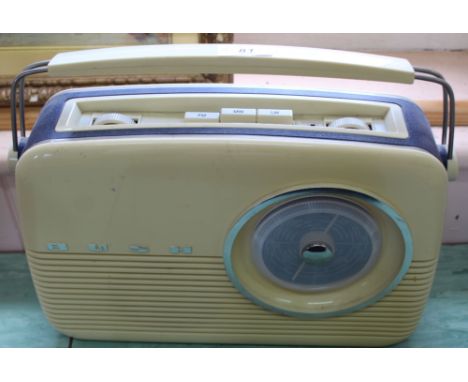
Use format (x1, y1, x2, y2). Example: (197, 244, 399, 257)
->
(251, 197, 382, 291)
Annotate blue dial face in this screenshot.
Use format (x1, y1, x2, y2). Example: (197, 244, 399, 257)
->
(251, 197, 381, 291)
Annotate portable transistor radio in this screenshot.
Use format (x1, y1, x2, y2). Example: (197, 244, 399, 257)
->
(9, 44, 459, 346)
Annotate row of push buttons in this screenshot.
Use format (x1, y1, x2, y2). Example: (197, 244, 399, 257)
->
(184, 108, 293, 124)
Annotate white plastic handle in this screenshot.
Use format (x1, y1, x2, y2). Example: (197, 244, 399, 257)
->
(48, 44, 414, 84)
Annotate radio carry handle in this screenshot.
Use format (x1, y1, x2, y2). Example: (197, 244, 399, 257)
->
(9, 44, 457, 174)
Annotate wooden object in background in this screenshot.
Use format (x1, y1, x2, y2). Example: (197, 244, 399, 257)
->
(0, 33, 234, 118)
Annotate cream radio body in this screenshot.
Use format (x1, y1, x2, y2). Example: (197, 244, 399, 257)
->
(11, 45, 455, 346)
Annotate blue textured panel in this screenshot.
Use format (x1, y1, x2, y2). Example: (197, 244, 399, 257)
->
(21, 86, 441, 162)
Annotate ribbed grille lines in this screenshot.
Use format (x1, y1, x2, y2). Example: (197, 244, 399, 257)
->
(27, 251, 437, 343)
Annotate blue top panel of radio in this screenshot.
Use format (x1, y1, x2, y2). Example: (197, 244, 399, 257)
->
(22, 86, 442, 163)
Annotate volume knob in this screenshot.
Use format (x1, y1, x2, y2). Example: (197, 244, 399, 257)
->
(93, 113, 136, 125)
(329, 117, 370, 130)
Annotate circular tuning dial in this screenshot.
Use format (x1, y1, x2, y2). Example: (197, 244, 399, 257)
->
(251, 197, 382, 292)
(93, 113, 136, 126)
(328, 117, 370, 130)
(224, 188, 413, 317)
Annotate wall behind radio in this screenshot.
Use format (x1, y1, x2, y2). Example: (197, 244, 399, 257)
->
(234, 34, 468, 244)
(234, 33, 468, 51)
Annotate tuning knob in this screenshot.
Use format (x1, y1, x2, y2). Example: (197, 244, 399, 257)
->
(329, 117, 370, 130)
(93, 113, 136, 125)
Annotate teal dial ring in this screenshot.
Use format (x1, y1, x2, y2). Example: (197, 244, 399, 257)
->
(223, 188, 413, 318)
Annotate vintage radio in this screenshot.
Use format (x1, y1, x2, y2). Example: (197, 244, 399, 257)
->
(10, 44, 458, 346)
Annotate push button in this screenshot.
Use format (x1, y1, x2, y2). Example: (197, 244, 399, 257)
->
(257, 109, 293, 124)
(220, 108, 256, 123)
(184, 112, 220, 122)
